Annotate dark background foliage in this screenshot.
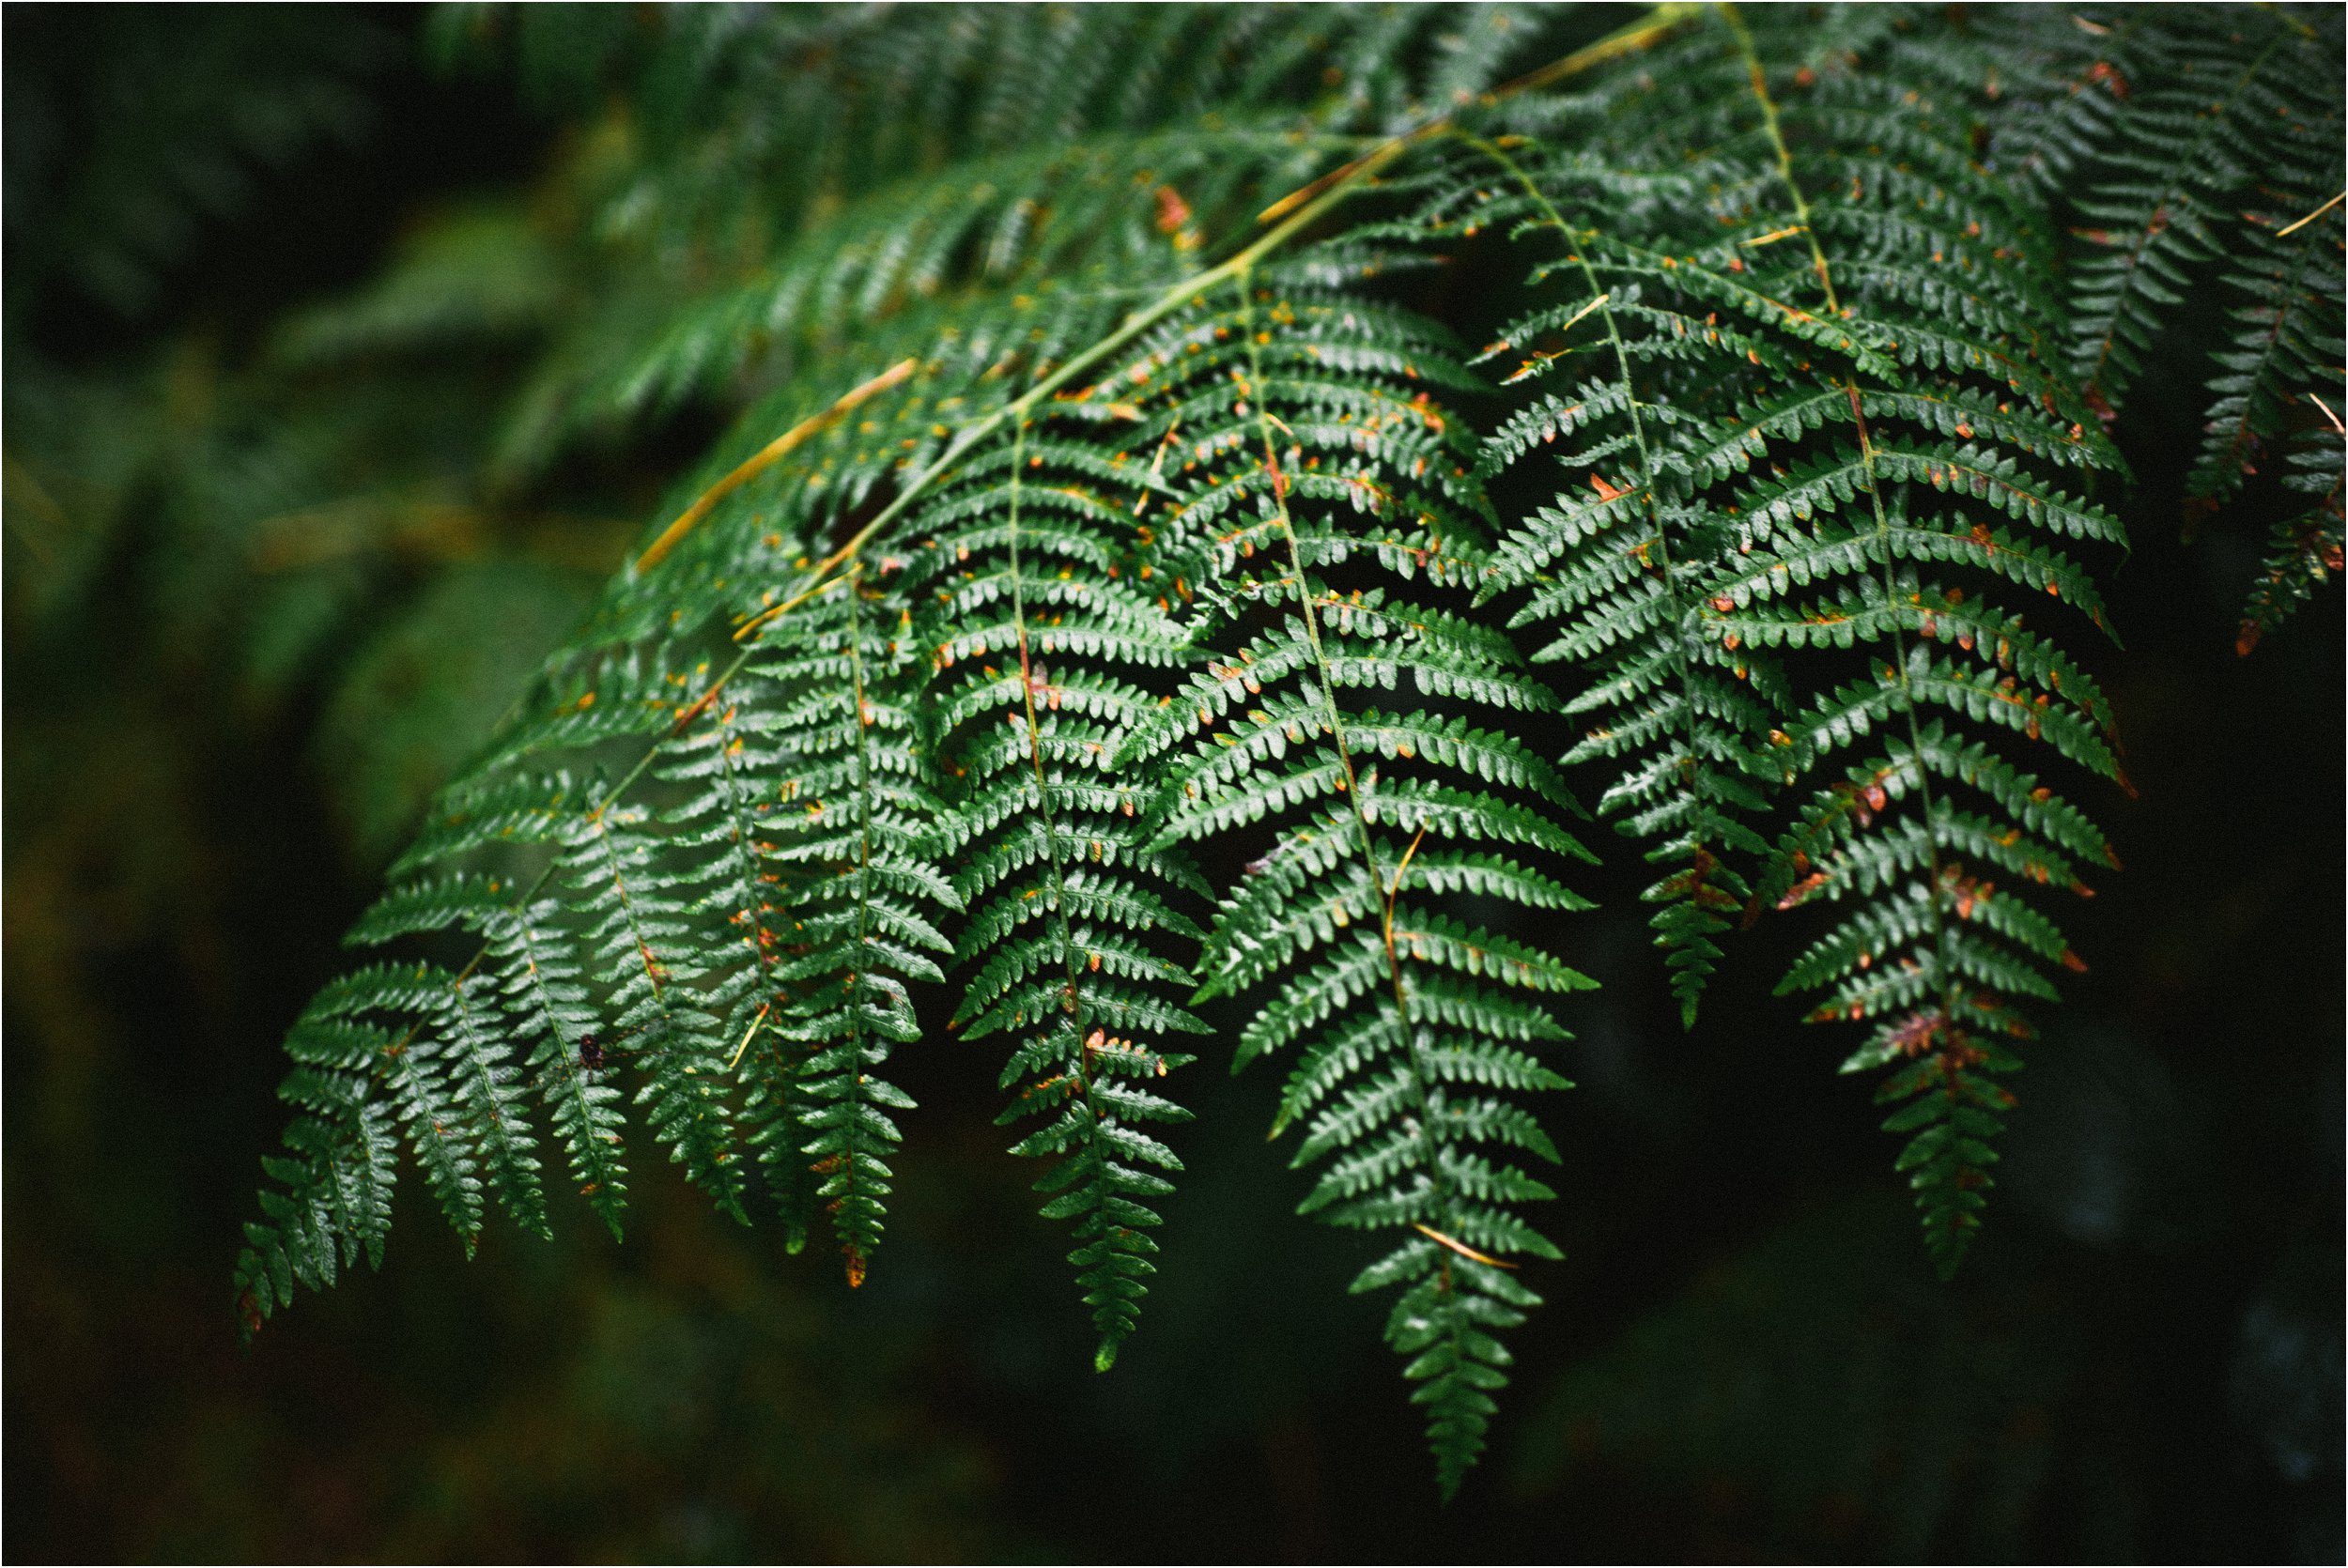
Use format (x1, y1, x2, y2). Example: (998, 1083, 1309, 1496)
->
(5, 6, 2340, 1560)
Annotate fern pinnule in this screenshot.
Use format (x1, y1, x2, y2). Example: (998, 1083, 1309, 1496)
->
(1969, 6, 2151, 201)
(2190, 112, 2343, 650)
(517, 954, 631, 1240)
(564, 792, 748, 1227)
(483, 880, 625, 1238)
(233, 1010, 400, 1334)
(343, 869, 595, 1250)
(2239, 433, 2347, 656)
(2187, 190, 2344, 522)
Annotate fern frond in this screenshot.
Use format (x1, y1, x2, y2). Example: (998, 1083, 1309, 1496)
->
(2184, 175, 2345, 526)
(2189, 115, 2344, 650)
(1445, 135, 1784, 1026)
(312, 962, 487, 1246)
(232, 1014, 399, 1335)
(485, 2, 1587, 474)
(564, 795, 745, 1226)
(1942, 2, 2348, 640)
(2238, 432, 2347, 654)
(222, 1, 2299, 1499)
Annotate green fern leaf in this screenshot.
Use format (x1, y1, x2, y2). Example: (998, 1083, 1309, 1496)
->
(1132, 265, 1595, 1494)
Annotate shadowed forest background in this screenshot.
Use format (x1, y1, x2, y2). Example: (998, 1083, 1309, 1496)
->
(4, 5, 2341, 1561)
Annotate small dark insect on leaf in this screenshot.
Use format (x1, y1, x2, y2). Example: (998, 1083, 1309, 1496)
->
(578, 1022, 651, 1071)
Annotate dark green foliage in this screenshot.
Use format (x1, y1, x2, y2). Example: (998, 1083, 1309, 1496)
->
(5, 6, 391, 318)
(223, 2, 2342, 1495)
(2036, 4, 2346, 645)
(445, 1, 1565, 481)
(2060, 8, 2328, 409)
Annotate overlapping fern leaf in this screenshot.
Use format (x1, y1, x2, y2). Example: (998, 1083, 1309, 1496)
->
(913, 417, 1210, 1368)
(1426, 134, 1794, 1024)
(2043, 4, 2345, 643)
(702, 571, 959, 1282)
(1709, 8, 2125, 1275)
(2174, 48, 2344, 653)
(470, 1, 1579, 475)
(239, 843, 615, 1325)
(1123, 264, 1597, 1496)
(226, 119, 1232, 1345)
(2062, 7, 2337, 417)
(1436, 5, 2129, 1271)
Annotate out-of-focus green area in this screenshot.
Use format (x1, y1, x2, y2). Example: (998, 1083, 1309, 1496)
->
(4, 7, 2340, 1560)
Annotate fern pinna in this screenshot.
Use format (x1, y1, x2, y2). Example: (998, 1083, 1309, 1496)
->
(1121, 268, 1596, 1494)
(233, 1, 2338, 1496)
(1659, 8, 2124, 1274)
(2031, 4, 2345, 647)
(915, 417, 1209, 1371)
(718, 571, 959, 1282)
(1435, 4, 2131, 1272)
